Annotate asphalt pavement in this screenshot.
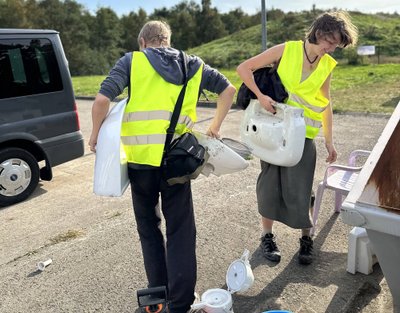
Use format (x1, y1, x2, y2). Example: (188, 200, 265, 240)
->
(0, 99, 397, 313)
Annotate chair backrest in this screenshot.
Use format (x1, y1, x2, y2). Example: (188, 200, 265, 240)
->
(348, 150, 371, 166)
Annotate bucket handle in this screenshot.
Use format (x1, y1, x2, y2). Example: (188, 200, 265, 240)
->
(190, 302, 207, 310)
(240, 249, 250, 263)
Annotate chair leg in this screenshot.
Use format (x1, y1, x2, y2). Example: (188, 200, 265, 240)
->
(334, 192, 345, 213)
(311, 183, 325, 236)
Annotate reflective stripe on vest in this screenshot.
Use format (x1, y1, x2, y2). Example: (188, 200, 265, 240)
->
(122, 110, 195, 129)
(121, 51, 203, 166)
(121, 133, 182, 146)
(278, 40, 337, 139)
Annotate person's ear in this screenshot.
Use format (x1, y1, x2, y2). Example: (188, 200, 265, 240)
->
(139, 37, 146, 50)
(315, 30, 323, 43)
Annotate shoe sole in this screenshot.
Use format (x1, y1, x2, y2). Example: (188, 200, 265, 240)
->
(298, 256, 313, 265)
(264, 254, 281, 263)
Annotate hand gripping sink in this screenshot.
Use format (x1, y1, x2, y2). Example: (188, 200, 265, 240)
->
(194, 132, 249, 177)
(240, 100, 305, 167)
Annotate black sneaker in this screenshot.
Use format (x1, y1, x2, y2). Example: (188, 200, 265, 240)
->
(260, 233, 281, 262)
(298, 236, 314, 265)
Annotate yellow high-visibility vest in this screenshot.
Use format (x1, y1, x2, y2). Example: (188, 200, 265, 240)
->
(121, 51, 203, 166)
(278, 40, 337, 139)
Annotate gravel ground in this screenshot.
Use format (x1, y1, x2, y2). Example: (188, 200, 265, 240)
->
(0, 100, 398, 313)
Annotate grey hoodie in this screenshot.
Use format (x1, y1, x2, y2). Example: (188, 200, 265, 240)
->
(99, 47, 230, 101)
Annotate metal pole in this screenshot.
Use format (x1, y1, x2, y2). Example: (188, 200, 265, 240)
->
(261, 0, 267, 51)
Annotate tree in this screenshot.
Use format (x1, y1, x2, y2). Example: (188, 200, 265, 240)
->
(90, 7, 123, 73)
(0, 0, 26, 28)
(61, 1, 92, 75)
(195, 0, 227, 45)
(33, 0, 92, 75)
(150, 7, 171, 20)
(167, 1, 200, 49)
(23, 0, 45, 28)
(120, 9, 147, 52)
(36, 0, 65, 30)
(221, 8, 256, 34)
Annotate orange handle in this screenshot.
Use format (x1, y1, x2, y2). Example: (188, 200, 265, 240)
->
(145, 304, 163, 313)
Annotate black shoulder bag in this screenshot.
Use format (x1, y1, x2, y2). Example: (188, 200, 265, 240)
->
(236, 59, 288, 110)
(162, 51, 208, 186)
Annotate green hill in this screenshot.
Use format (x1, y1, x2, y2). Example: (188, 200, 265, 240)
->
(72, 11, 400, 114)
(188, 10, 400, 68)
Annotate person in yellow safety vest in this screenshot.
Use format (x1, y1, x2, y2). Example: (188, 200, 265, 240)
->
(237, 11, 358, 265)
(89, 21, 236, 313)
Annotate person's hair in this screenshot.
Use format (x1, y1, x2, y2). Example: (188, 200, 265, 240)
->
(137, 20, 171, 48)
(306, 11, 358, 48)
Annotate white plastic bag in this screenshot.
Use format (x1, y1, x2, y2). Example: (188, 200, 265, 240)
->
(93, 99, 129, 197)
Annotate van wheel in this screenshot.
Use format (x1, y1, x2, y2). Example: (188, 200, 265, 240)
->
(0, 148, 40, 207)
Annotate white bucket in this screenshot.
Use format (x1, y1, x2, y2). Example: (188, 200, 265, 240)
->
(200, 289, 233, 313)
(191, 250, 254, 313)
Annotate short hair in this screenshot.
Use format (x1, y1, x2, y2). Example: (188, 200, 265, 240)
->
(306, 11, 358, 48)
(137, 20, 171, 47)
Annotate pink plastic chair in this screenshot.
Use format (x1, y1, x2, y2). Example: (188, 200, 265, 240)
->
(311, 149, 371, 236)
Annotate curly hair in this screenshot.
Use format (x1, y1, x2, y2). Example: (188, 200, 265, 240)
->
(306, 10, 358, 48)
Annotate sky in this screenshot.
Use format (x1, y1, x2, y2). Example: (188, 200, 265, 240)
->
(76, 0, 400, 16)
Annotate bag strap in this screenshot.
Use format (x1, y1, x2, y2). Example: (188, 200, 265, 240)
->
(271, 57, 281, 72)
(164, 50, 188, 152)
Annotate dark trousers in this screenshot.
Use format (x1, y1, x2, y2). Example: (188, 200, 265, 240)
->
(128, 167, 196, 313)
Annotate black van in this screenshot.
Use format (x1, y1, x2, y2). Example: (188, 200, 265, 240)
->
(0, 29, 84, 207)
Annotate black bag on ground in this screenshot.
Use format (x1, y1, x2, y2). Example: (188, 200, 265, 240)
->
(163, 132, 208, 185)
(236, 62, 288, 110)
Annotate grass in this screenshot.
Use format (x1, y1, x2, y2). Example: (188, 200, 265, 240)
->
(7, 229, 85, 264)
(49, 229, 85, 245)
(187, 12, 400, 69)
(330, 63, 400, 113)
(72, 75, 129, 99)
(72, 63, 400, 114)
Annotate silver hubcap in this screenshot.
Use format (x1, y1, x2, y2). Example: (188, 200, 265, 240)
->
(0, 158, 32, 197)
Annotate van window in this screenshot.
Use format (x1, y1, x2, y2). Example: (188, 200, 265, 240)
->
(0, 38, 63, 99)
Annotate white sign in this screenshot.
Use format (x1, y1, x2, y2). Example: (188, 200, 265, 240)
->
(357, 45, 376, 56)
